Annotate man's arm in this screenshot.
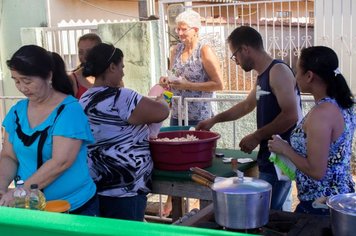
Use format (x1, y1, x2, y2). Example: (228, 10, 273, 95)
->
(254, 63, 299, 141)
(214, 84, 257, 123)
(196, 83, 257, 131)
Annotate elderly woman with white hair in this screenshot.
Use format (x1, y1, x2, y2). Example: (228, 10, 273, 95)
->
(160, 10, 223, 127)
(159, 10, 223, 217)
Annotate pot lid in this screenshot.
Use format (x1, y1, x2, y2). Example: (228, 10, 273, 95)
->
(212, 177, 272, 194)
(326, 193, 356, 216)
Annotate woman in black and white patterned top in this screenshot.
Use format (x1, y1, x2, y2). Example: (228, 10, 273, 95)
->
(79, 43, 169, 221)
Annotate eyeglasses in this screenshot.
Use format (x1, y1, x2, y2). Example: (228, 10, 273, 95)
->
(175, 27, 193, 34)
(230, 47, 242, 62)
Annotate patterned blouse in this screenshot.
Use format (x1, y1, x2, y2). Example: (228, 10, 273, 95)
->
(291, 97, 355, 201)
(170, 42, 214, 121)
(79, 87, 153, 197)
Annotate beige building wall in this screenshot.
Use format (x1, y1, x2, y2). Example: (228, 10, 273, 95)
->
(97, 20, 162, 95)
(196, 1, 313, 22)
(48, 0, 144, 26)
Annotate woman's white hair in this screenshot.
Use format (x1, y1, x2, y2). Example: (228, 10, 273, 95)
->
(175, 10, 201, 29)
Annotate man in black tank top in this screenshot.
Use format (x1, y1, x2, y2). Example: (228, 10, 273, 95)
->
(196, 26, 302, 210)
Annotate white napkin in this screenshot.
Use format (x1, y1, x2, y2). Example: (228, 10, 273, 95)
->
(167, 70, 182, 82)
(237, 158, 254, 163)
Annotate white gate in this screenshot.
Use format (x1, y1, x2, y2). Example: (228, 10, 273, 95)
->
(158, 0, 355, 93)
(314, 0, 356, 92)
(37, 1, 355, 93)
(158, 0, 314, 91)
(42, 26, 98, 71)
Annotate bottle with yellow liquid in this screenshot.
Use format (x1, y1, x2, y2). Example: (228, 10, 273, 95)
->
(13, 180, 27, 208)
(26, 184, 46, 210)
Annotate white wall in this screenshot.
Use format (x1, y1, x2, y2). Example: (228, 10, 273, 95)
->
(315, 0, 356, 92)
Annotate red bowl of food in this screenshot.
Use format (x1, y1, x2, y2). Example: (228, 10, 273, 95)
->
(149, 130, 221, 171)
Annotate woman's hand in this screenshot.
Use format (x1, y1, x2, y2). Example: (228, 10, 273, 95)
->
(169, 77, 189, 90)
(268, 135, 291, 156)
(159, 76, 170, 90)
(0, 189, 4, 201)
(0, 189, 15, 207)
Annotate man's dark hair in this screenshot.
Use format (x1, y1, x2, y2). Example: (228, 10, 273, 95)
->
(227, 26, 264, 50)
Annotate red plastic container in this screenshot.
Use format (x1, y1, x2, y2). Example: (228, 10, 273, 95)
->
(149, 130, 221, 171)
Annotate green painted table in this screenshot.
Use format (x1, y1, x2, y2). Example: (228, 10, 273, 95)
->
(151, 148, 257, 221)
(0, 149, 257, 235)
(0, 207, 253, 236)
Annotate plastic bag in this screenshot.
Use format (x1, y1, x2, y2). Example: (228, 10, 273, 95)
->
(147, 85, 173, 139)
(269, 152, 296, 180)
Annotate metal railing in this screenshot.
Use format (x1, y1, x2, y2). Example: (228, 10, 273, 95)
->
(0, 93, 347, 148)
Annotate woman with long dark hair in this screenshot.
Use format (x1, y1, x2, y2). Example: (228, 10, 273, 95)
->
(0, 45, 99, 216)
(268, 46, 355, 215)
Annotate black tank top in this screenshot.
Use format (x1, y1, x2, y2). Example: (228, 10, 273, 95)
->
(256, 59, 300, 173)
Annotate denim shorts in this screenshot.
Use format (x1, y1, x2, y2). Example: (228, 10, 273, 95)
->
(259, 171, 291, 210)
(295, 200, 330, 215)
(99, 194, 147, 221)
(70, 193, 100, 216)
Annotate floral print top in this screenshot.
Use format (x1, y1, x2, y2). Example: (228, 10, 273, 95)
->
(170, 42, 214, 121)
(290, 97, 356, 201)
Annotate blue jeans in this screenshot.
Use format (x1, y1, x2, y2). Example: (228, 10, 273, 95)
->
(70, 194, 100, 216)
(259, 172, 291, 210)
(295, 200, 330, 215)
(99, 194, 147, 221)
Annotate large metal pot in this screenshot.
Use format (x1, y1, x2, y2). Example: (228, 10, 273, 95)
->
(191, 167, 272, 229)
(326, 193, 356, 236)
(212, 176, 272, 229)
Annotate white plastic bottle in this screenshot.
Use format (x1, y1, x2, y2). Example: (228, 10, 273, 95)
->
(13, 180, 27, 208)
(26, 184, 46, 210)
